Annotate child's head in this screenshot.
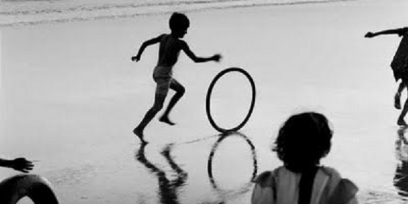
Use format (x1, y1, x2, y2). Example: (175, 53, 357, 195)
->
(169, 12, 190, 38)
(273, 112, 333, 172)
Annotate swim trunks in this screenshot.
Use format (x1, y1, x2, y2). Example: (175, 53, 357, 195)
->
(153, 65, 173, 81)
(153, 66, 173, 95)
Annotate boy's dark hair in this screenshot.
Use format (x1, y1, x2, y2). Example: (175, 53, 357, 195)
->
(169, 12, 190, 31)
(273, 112, 333, 172)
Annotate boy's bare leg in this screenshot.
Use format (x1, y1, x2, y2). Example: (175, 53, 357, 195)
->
(159, 79, 185, 126)
(133, 128, 147, 144)
(134, 80, 168, 142)
(395, 81, 405, 109)
(135, 98, 165, 142)
(134, 106, 161, 144)
(398, 102, 408, 126)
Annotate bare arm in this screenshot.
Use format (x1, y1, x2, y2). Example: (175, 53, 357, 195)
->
(0, 157, 34, 173)
(365, 28, 407, 38)
(131, 35, 163, 62)
(181, 41, 221, 63)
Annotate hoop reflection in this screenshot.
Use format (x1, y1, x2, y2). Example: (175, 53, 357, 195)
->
(207, 131, 258, 198)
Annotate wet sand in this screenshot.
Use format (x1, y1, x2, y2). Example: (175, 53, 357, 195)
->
(1, 0, 408, 203)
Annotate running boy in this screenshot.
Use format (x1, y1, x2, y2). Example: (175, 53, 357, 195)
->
(365, 27, 408, 126)
(251, 112, 358, 204)
(131, 12, 221, 143)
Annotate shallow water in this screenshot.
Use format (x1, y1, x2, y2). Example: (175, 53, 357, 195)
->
(1, 0, 408, 203)
(0, 0, 350, 26)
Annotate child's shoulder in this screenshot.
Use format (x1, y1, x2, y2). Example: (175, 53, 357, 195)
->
(175, 38, 187, 45)
(160, 34, 187, 45)
(328, 175, 359, 203)
(319, 166, 358, 190)
(319, 166, 341, 177)
(252, 166, 286, 187)
(402, 27, 408, 35)
(252, 170, 275, 188)
(158, 33, 168, 39)
(397, 27, 408, 37)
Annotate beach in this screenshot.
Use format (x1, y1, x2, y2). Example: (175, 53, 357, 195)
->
(1, 0, 408, 203)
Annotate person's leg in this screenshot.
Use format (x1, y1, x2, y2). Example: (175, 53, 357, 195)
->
(159, 79, 185, 125)
(398, 80, 408, 126)
(395, 81, 405, 109)
(134, 78, 170, 142)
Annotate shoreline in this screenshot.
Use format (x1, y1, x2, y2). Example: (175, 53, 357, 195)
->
(0, 0, 355, 27)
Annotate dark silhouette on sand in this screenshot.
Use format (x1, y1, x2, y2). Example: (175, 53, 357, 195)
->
(366, 27, 408, 126)
(131, 12, 221, 143)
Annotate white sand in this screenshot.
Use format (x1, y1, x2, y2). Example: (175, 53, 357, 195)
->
(1, 0, 408, 203)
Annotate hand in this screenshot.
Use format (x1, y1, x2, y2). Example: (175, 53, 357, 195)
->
(365, 32, 375, 38)
(212, 54, 222, 62)
(11, 158, 34, 173)
(131, 55, 140, 62)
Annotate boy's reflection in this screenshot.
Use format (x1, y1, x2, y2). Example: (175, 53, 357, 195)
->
(135, 143, 187, 204)
(395, 126, 408, 198)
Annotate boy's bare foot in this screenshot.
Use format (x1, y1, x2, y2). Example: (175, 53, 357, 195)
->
(133, 128, 148, 144)
(398, 118, 407, 126)
(395, 94, 401, 109)
(159, 116, 176, 126)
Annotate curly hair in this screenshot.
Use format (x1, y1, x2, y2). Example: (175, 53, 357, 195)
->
(169, 12, 190, 32)
(273, 112, 333, 172)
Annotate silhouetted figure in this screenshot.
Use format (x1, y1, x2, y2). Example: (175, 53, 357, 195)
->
(135, 143, 187, 204)
(131, 12, 222, 143)
(251, 112, 358, 204)
(365, 27, 408, 126)
(394, 126, 408, 198)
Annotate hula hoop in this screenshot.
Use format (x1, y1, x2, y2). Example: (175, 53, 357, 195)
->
(206, 67, 256, 133)
(207, 132, 258, 196)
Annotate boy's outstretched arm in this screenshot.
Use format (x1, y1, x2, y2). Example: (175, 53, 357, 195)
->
(0, 157, 34, 173)
(131, 35, 163, 62)
(181, 42, 221, 63)
(365, 28, 407, 38)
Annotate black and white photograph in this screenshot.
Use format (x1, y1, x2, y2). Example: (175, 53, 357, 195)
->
(1, 0, 408, 203)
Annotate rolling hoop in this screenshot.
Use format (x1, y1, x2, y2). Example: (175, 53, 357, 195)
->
(206, 67, 256, 133)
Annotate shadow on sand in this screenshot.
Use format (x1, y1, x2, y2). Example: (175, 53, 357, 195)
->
(394, 126, 408, 199)
(134, 131, 258, 204)
(135, 143, 188, 204)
